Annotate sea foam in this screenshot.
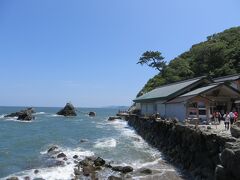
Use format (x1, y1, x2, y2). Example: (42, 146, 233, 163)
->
(94, 138, 117, 148)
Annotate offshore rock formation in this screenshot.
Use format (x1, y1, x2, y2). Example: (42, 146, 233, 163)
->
(57, 103, 77, 116)
(128, 116, 240, 180)
(4, 108, 35, 121)
(88, 112, 96, 117)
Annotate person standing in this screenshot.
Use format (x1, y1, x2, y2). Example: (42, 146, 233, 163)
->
(223, 112, 230, 130)
(229, 111, 235, 125)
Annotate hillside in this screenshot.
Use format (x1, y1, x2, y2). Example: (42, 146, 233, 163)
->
(137, 26, 240, 97)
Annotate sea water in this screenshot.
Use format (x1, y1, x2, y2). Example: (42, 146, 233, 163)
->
(0, 107, 182, 179)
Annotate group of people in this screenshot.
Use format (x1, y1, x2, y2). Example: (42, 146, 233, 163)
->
(212, 111, 238, 130)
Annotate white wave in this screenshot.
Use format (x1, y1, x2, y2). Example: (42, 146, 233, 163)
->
(3, 146, 94, 180)
(50, 114, 62, 117)
(94, 138, 117, 149)
(34, 112, 46, 115)
(0, 114, 6, 119)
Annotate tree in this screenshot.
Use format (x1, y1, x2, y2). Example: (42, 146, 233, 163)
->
(138, 51, 166, 72)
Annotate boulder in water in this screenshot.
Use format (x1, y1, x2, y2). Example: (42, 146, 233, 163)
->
(57, 152, 67, 158)
(88, 112, 96, 117)
(4, 108, 35, 121)
(57, 103, 77, 116)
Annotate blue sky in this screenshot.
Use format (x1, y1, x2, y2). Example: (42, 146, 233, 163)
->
(0, 0, 239, 107)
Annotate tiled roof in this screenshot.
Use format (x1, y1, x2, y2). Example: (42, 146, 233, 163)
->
(180, 84, 219, 97)
(213, 74, 240, 82)
(134, 77, 206, 102)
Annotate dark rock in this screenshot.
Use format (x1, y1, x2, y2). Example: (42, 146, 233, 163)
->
(108, 176, 122, 180)
(108, 116, 121, 121)
(140, 168, 152, 174)
(220, 148, 235, 170)
(122, 166, 133, 173)
(111, 166, 123, 172)
(63, 157, 68, 161)
(33, 178, 45, 180)
(88, 112, 96, 117)
(231, 121, 240, 138)
(215, 165, 227, 180)
(94, 157, 105, 166)
(79, 159, 92, 167)
(47, 146, 59, 154)
(73, 155, 78, 159)
(23, 177, 30, 180)
(34, 169, 39, 174)
(17, 108, 34, 121)
(80, 139, 88, 143)
(57, 103, 77, 116)
(6, 177, 19, 180)
(55, 160, 65, 166)
(82, 166, 95, 176)
(74, 168, 81, 176)
(57, 152, 67, 158)
(111, 166, 133, 173)
(104, 162, 112, 168)
(4, 108, 34, 121)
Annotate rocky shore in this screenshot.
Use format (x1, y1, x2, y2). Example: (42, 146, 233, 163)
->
(127, 115, 240, 180)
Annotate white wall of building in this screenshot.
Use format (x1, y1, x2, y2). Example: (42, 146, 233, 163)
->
(157, 103, 166, 117)
(165, 103, 186, 121)
(141, 103, 155, 115)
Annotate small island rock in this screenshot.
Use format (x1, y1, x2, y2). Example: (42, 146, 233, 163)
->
(57, 103, 77, 116)
(88, 112, 96, 117)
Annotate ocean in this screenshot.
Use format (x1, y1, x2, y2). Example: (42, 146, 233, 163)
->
(0, 106, 182, 179)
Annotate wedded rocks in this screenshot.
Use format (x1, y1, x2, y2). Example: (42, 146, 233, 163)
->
(230, 121, 240, 138)
(57, 103, 77, 116)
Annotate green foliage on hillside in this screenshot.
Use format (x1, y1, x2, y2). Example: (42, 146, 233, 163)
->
(137, 27, 240, 97)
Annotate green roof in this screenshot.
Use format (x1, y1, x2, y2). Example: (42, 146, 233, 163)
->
(134, 77, 206, 102)
(180, 84, 219, 97)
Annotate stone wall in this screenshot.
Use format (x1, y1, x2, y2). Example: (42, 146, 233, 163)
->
(127, 116, 240, 180)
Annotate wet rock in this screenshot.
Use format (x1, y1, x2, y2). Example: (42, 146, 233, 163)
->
(89, 112, 96, 117)
(140, 168, 152, 174)
(55, 160, 65, 166)
(111, 166, 123, 172)
(108, 116, 121, 121)
(57, 103, 77, 116)
(57, 152, 67, 158)
(74, 168, 81, 176)
(111, 166, 133, 173)
(73, 155, 78, 159)
(231, 121, 240, 138)
(94, 157, 105, 166)
(79, 159, 92, 167)
(122, 166, 133, 173)
(108, 176, 122, 180)
(17, 109, 33, 121)
(34, 169, 39, 174)
(6, 177, 19, 180)
(82, 166, 95, 176)
(24, 177, 30, 180)
(4, 108, 34, 121)
(80, 139, 88, 143)
(33, 178, 45, 180)
(47, 146, 59, 153)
